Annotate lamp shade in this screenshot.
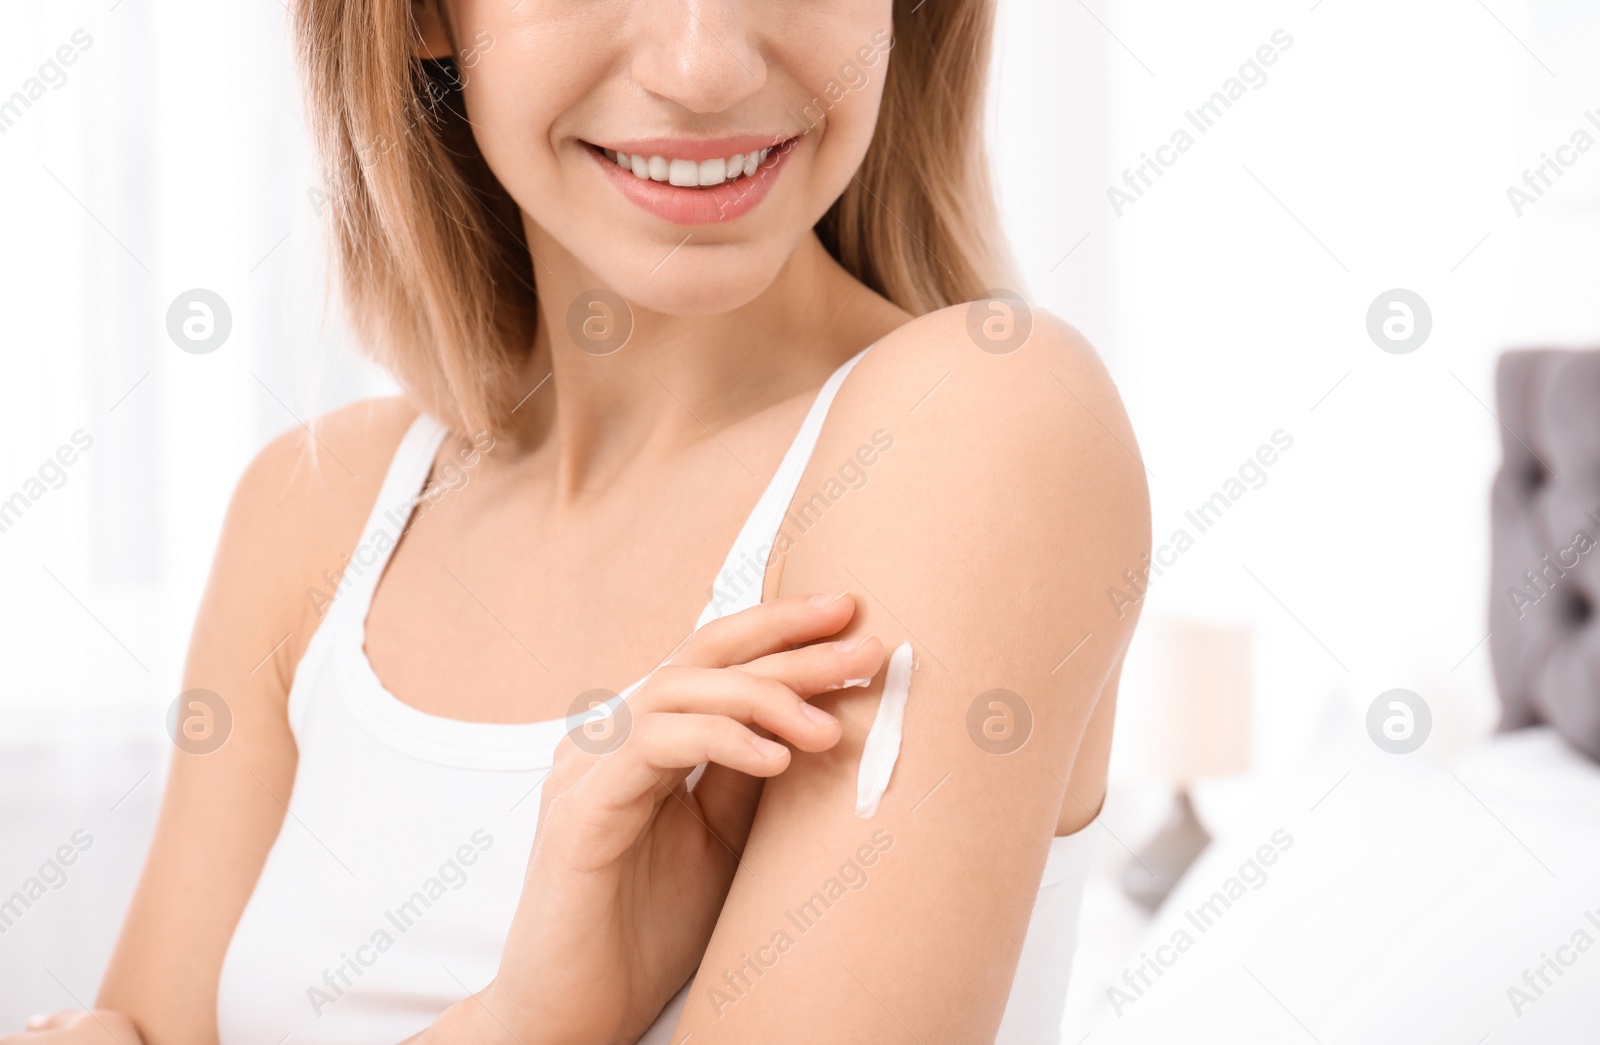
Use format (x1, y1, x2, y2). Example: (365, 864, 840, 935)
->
(1146, 615, 1253, 783)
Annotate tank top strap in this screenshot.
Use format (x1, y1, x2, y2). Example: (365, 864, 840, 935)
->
(694, 341, 876, 629)
(332, 411, 452, 625)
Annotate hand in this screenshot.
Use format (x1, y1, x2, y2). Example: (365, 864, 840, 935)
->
(458, 592, 884, 1045)
(0, 1011, 143, 1044)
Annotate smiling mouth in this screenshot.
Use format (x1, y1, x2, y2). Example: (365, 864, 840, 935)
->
(582, 137, 801, 190)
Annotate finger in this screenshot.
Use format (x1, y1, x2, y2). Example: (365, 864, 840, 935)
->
(23, 1012, 75, 1031)
(634, 665, 843, 752)
(581, 713, 793, 810)
(733, 633, 888, 697)
(691, 634, 887, 841)
(664, 591, 858, 670)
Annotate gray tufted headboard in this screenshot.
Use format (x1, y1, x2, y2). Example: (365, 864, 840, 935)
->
(1488, 348, 1600, 763)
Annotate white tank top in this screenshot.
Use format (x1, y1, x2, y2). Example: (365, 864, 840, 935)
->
(217, 344, 1100, 1044)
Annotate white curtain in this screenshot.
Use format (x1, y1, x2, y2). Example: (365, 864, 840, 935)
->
(0, 2, 391, 1020)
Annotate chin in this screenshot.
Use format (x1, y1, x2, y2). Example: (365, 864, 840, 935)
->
(596, 248, 785, 317)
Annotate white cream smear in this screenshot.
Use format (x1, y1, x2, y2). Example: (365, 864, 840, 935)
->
(854, 640, 915, 818)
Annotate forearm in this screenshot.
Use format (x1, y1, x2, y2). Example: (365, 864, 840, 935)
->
(403, 985, 577, 1045)
(402, 997, 489, 1045)
(404, 994, 513, 1045)
(0, 1009, 147, 1044)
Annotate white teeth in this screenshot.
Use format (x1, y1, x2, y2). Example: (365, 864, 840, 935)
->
(600, 143, 779, 187)
(667, 158, 698, 186)
(698, 157, 726, 186)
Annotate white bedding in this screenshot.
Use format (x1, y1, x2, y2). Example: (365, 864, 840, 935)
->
(1085, 724, 1600, 1043)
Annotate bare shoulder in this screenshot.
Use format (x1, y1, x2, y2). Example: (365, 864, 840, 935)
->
(854, 297, 1128, 403)
(780, 301, 1153, 669)
(238, 395, 419, 514)
(846, 301, 1142, 497)
(214, 395, 422, 680)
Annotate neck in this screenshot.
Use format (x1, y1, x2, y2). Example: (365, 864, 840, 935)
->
(497, 225, 868, 502)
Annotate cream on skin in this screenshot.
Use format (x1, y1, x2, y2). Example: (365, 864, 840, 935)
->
(855, 640, 915, 818)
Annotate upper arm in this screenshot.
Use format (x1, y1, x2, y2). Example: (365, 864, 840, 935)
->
(671, 306, 1151, 1041)
(95, 398, 416, 1044)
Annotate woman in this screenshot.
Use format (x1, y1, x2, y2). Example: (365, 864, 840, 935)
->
(9, 0, 1148, 1041)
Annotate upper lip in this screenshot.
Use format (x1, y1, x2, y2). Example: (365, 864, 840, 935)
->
(585, 133, 798, 162)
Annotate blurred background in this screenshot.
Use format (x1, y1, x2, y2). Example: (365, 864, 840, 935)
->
(2, 0, 1598, 1039)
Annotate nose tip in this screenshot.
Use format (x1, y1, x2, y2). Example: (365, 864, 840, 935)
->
(630, 4, 767, 114)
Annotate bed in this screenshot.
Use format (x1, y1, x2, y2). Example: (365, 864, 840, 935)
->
(1076, 348, 1600, 1043)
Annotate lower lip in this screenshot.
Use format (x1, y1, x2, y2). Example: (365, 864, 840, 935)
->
(586, 139, 799, 226)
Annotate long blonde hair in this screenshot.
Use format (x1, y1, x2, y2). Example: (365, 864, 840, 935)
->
(293, 0, 1018, 436)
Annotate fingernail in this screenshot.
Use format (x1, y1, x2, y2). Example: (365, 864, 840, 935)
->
(26, 1014, 50, 1030)
(842, 676, 873, 688)
(833, 636, 866, 653)
(802, 702, 838, 725)
(809, 590, 848, 608)
(751, 735, 789, 759)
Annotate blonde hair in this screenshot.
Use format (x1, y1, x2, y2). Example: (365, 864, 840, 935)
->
(293, 0, 1018, 436)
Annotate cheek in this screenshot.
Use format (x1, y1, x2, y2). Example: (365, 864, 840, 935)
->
(450, 5, 605, 183)
(457, 52, 583, 202)
(784, 15, 894, 147)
